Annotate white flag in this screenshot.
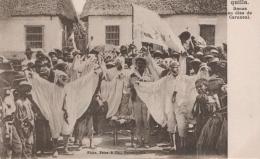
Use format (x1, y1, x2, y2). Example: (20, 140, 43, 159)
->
(132, 4, 185, 53)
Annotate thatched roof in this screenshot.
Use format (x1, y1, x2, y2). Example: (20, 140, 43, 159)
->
(80, 0, 227, 20)
(0, 0, 17, 18)
(0, 0, 77, 21)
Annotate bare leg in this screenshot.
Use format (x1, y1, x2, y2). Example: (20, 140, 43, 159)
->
(52, 138, 58, 158)
(169, 133, 176, 151)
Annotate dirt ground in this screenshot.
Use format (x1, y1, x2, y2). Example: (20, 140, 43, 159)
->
(36, 130, 227, 159)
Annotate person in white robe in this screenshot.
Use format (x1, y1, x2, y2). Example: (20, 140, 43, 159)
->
(129, 54, 155, 148)
(26, 67, 100, 157)
(134, 59, 210, 152)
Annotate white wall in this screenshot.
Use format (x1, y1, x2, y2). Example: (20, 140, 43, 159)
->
(0, 16, 63, 55)
(162, 14, 227, 46)
(88, 16, 132, 47)
(87, 14, 227, 48)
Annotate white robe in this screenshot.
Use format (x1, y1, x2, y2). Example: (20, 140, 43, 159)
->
(29, 71, 99, 138)
(63, 70, 99, 135)
(29, 73, 65, 138)
(100, 67, 127, 118)
(134, 76, 169, 127)
(134, 72, 204, 133)
(100, 77, 124, 118)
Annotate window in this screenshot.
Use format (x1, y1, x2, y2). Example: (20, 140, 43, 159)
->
(105, 25, 120, 46)
(25, 26, 44, 49)
(200, 25, 215, 45)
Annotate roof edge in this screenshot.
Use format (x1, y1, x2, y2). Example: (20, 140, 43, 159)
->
(80, 12, 227, 20)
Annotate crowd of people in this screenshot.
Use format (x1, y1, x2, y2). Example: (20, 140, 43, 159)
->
(0, 31, 227, 159)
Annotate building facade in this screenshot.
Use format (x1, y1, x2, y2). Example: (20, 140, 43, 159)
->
(0, 0, 77, 59)
(80, 0, 227, 48)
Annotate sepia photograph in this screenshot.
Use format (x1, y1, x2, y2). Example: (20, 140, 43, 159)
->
(0, 0, 228, 158)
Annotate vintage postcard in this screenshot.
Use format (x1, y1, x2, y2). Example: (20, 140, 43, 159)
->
(0, 0, 259, 158)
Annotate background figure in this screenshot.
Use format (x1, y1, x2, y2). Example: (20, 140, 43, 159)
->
(130, 56, 151, 148)
(25, 92, 52, 155)
(74, 73, 103, 148)
(192, 79, 210, 140)
(14, 81, 35, 159)
(196, 78, 225, 155)
(1, 89, 23, 159)
(93, 95, 108, 136)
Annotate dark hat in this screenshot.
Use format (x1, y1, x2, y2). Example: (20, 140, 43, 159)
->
(134, 53, 147, 65)
(195, 78, 208, 87)
(204, 52, 213, 57)
(54, 63, 68, 72)
(208, 78, 225, 92)
(25, 48, 33, 54)
(48, 51, 57, 57)
(179, 31, 191, 43)
(187, 55, 195, 61)
(36, 51, 45, 59)
(169, 61, 180, 68)
(210, 48, 219, 54)
(12, 77, 25, 89)
(54, 49, 63, 54)
(208, 57, 220, 64)
(195, 51, 204, 57)
(135, 57, 146, 63)
(17, 80, 32, 92)
(153, 50, 163, 58)
(106, 62, 115, 69)
(120, 45, 127, 52)
(18, 81, 31, 87)
(204, 54, 214, 61)
(190, 58, 201, 65)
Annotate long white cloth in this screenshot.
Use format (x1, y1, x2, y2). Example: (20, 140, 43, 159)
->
(100, 67, 126, 118)
(134, 77, 170, 127)
(29, 71, 99, 137)
(63, 70, 99, 135)
(173, 75, 198, 124)
(29, 73, 65, 138)
(100, 76, 124, 118)
(134, 73, 203, 132)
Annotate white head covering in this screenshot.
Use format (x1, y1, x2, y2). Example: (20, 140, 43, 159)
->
(197, 63, 210, 79)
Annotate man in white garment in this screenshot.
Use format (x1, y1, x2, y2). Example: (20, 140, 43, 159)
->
(130, 54, 153, 148)
(168, 60, 187, 152)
